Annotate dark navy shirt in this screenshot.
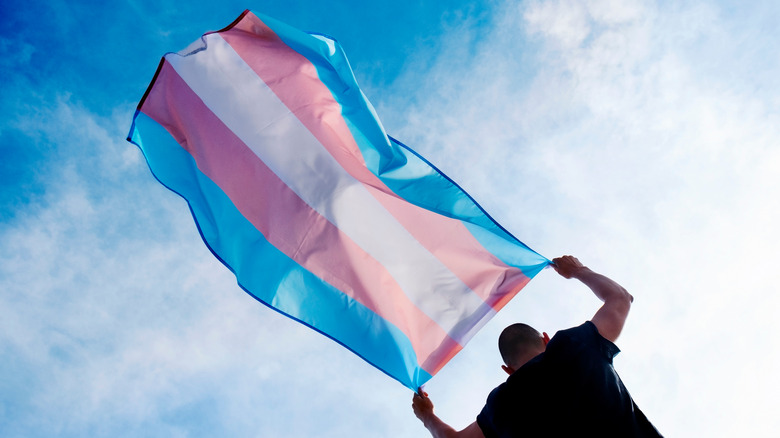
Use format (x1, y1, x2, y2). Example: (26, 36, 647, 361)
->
(476, 322, 662, 437)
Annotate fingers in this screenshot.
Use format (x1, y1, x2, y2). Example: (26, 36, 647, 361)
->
(412, 389, 434, 420)
(551, 255, 583, 278)
(412, 388, 432, 406)
(552, 255, 578, 265)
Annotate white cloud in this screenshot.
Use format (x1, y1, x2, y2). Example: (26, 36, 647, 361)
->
(379, 0, 780, 436)
(0, 93, 425, 437)
(524, 0, 592, 49)
(3, 1, 780, 436)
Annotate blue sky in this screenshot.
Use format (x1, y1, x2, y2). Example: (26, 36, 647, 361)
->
(2, 0, 780, 436)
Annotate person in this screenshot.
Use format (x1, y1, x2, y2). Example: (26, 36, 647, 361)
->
(412, 255, 662, 437)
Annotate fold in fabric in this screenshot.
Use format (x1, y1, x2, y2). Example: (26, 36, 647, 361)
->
(127, 9, 550, 390)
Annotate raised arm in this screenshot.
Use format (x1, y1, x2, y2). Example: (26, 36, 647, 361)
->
(412, 391, 484, 438)
(552, 256, 633, 343)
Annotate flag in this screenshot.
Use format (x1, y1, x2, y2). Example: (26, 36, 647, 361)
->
(127, 10, 550, 390)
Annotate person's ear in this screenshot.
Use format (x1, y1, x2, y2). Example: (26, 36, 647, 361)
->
(543, 332, 550, 346)
(501, 364, 515, 375)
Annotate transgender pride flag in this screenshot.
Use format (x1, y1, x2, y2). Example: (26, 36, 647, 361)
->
(127, 10, 550, 390)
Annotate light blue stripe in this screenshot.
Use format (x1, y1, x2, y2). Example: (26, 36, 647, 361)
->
(128, 111, 432, 390)
(463, 223, 549, 279)
(255, 12, 550, 273)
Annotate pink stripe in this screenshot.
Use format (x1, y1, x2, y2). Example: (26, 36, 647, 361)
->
(221, 12, 530, 309)
(140, 60, 460, 373)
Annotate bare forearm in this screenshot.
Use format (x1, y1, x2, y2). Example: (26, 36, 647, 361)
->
(572, 267, 633, 304)
(420, 414, 459, 438)
(413, 391, 484, 438)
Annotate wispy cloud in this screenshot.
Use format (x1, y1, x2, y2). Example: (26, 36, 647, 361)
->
(2, 0, 779, 436)
(0, 89, 423, 436)
(377, 0, 780, 435)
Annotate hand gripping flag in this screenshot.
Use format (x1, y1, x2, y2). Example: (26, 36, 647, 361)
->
(127, 10, 550, 390)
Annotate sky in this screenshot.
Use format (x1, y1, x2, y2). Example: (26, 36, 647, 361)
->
(1, 0, 779, 436)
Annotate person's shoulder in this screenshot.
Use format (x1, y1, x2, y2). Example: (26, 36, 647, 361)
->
(548, 321, 594, 346)
(477, 382, 508, 437)
(485, 380, 506, 401)
(548, 321, 620, 359)
(581, 320, 621, 358)
(553, 321, 608, 342)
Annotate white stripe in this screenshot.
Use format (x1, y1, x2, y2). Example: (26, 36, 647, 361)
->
(165, 34, 495, 341)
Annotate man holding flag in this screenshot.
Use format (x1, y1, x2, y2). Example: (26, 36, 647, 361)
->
(129, 14, 660, 434)
(412, 256, 663, 437)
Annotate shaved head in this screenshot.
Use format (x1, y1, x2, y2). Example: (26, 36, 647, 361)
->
(498, 323, 545, 369)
